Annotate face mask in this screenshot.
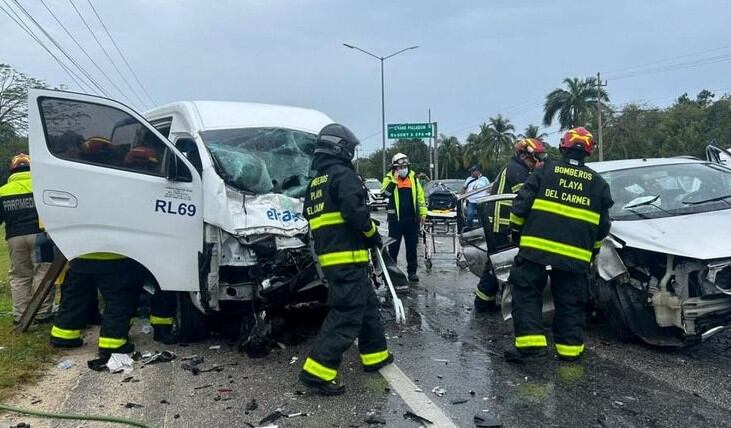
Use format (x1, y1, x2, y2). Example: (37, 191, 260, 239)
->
(398, 167, 409, 178)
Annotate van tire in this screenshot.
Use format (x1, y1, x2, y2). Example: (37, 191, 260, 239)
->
(176, 292, 208, 343)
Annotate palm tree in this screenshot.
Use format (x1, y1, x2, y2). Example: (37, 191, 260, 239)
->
(437, 135, 461, 178)
(543, 77, 609, 130)
(486, 114, 515, 167)
(462, 123, 492, 169)
(519, 124, 548, 140)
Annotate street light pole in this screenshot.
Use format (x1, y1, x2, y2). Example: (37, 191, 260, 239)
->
(343, 43, 419, 177)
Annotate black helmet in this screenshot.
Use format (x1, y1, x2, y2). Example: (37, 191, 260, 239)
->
(314, 123, 360, 161)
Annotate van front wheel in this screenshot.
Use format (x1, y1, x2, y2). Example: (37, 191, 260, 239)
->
(176, 292, 209, 343)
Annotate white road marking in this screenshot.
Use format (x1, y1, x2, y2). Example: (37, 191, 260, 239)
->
(379, 363, 460, 428)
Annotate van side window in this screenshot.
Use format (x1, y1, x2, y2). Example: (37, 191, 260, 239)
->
(39, 98, 167, 177)
(150, 118, 173, 138)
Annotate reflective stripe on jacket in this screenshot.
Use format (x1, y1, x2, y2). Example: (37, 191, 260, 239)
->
(381, 170, 427, 220)
(486, 156, 530, 234)
(510, 158, 613, 273)
(304, 155, 376, 269)
(0, 171, 42, 239)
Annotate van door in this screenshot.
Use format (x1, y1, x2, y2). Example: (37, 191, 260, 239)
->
(28, 89, 203, 292)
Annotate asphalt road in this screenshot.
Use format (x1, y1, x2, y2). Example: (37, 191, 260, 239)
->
(4, 212, 731, 428)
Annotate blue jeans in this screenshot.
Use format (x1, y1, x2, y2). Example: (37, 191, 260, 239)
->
(465, 201, 480, 229)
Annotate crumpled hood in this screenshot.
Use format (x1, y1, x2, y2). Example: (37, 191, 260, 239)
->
(611, 209, 731, 260)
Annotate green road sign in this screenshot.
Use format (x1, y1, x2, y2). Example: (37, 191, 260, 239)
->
(387, 123, 433, 139)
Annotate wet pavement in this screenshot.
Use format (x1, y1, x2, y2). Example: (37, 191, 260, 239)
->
(5, 212, 731, 427)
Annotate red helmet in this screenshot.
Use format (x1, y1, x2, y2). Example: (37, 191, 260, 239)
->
(124, 146, 159, 165)
(515, 138, 547, 161)
(80, 136, 114, 154)
(560, 127, 594, 155)
(9, 153, 30, 171)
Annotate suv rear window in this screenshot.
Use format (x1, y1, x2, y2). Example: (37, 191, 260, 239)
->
(39, 98, 168, 177)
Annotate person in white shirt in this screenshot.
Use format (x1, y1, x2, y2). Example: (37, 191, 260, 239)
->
(461, 165, 490, 230)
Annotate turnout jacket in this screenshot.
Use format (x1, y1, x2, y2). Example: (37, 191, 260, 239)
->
(381, 170, 427, 221)
(304, 155, 377, 269)
(0, 170, 42, 239)
(510, 157, 613, 273)
(486, 155, 531, 234)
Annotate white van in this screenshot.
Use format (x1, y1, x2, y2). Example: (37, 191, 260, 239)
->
(28, 89, 333, 343)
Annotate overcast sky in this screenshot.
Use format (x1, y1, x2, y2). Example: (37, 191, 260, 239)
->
(2, 0, 731, 155)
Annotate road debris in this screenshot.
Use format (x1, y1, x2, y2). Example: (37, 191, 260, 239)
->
(432, 386, 446, 397)
(209, 345, 221, 350)
(56, 359, 74, 370)
(245, 399, 258, 411)
(259, 409, 285, 425)
(87, 358, 108, 372)
(141, 350, 176, 366)
(289, 356, 299, 364)
(474, 414, 502, 427)
(364, 413, 386, 425)
(124, 402, 144, 409)
(451, 398, 469, 405)
(216, 388, 234, 401)
(433, 358, 449, 363)
(11, 423, 29, 428)
(403, 411, 433, 425)
(106, 353, 134, 374)
(194, 384, 213, 390)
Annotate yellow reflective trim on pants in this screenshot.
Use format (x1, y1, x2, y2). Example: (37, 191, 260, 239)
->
(150, 315, 174, 326)
(531, 198, 600, 225)
(363, 221, 377, 238)
(361, 350, 389, 366)
(51, 325, 81, 340)
(515, 335, 547, 348)
(98, 336, 127, 349)
(309, 212, 345, 231)
(475, 289, 495, 302)
(555, 343, 585, 357)
(318, 250, 370, 267)
(510, 213, 525, 226)
(520, 236, 592, 263)
(594, 240, 603, 249)
(302, 357, 337, 381)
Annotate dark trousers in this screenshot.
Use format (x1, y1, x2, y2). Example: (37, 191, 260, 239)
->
(53, 265, 143, 352)
(150, 289, 176, 327)
(306, 265, 387, 377)
(508, 257, 588, 353)
(388, 217, 419, 275)
(476, 233, 511, 300)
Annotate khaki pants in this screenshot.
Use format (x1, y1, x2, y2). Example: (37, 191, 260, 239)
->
(8, 234, 53, 322)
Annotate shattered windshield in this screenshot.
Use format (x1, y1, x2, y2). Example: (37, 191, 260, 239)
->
(602, 162, 731, 220)
(200, 128, 316, 198)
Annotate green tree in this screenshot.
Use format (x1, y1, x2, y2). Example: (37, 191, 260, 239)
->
(436, 135, 462, 179)
(519, 124, 548, 141)
(462, 123, 491, 171)
(0, 64, 46, 135)
(486, 114, 516, 169)
(543, 77, 609, 130)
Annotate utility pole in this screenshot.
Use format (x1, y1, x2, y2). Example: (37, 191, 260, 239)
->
(433, 121, 438, 180)
(596, 72, 608, 161)
(355, 146, 360, 173)
(428, 109, 433, 179)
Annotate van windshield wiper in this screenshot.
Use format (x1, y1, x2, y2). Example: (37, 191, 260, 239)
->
(682, 194, 731, 206)
(622, 194, 672, 216)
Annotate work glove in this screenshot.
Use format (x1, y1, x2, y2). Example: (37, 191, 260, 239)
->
(365, 232, 383, 249)
(510, 229, 521, 246)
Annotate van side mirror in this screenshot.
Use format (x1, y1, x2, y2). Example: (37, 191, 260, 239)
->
(166, 153, 193, 182)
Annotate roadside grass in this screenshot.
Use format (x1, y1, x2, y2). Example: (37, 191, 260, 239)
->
(0, 229, 57, 401)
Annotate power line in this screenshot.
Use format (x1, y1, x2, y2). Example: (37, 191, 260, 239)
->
(603, 44, 731, 76)
(86, 0, 156, 106)
(0, 0, 92, 93)
(606, 52, 731, 81)
(67, 0, 147, 108)
(38, 0, 133, 105)
(9, 0, 110, 96)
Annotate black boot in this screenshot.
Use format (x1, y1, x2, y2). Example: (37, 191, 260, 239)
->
(50, 337, 83, 348)
(474, 296, 500, 313)
(299, 371, 345, 396)
(98, 342, 135, 359)
(363, 352, 394, 372)
(153, 326, 178, 345)
(408, 273, 419, 283)
(504, 347, 547, 363)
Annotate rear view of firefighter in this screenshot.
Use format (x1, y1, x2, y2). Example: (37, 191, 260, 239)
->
(50, 254, 144, 357)
(505, 127, 613, 362)
(474, 139, 546, 313)
(300, 124, 392, 395)
(0, 154, 54, 324)
(382, 153, 427, 282)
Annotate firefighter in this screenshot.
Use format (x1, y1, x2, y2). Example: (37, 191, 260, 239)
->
(0, 154, 54, 324)
(50, 253, 145, 358)
(474, 139, 546, 313)
(300, 124, 392, 395)
(505, 127, 613, 362)
(382, 153, 427, 282)
(148, 281, 177, 345)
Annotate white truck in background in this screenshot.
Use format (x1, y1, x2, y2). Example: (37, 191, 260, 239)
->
(29, 89, 333, 349)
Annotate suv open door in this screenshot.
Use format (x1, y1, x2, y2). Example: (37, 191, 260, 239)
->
(28, 90, 203, 291)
